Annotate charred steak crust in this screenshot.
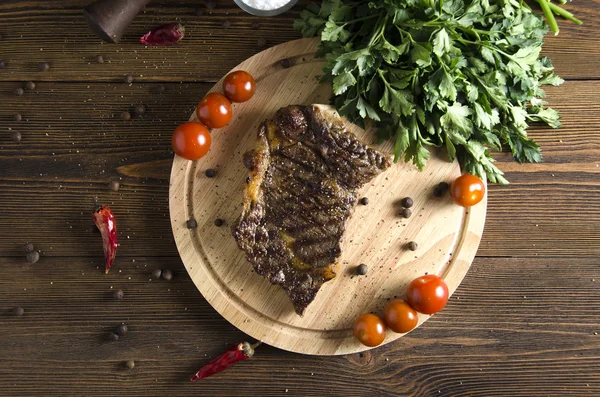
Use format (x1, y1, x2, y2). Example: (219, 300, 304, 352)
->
(232, 105, 392, 315)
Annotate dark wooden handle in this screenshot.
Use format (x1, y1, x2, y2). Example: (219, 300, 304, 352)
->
(83, 0, 152, 43)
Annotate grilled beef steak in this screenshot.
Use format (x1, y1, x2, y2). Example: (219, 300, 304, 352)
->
(232, 105, 392, 315)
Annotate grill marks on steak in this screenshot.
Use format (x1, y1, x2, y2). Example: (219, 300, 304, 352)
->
(232, 105, 392, 315)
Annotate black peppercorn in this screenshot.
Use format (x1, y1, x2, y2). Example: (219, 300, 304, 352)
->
(360, 197, 369, 205)
(108, 332, 119, 341)
(279, 58, 291, 68)
(152, 269, 162, 279)
(116, 324, 128, 336)
(222, 20, 231, 29)
(257, 38, 267, 47)
(24, 243, 34, 253)
(38, 62, 50, 72)
(13, 307, 24, 316)
(205, 168, 217, 178)
(186, 219, 197, 229)
(401, 197, 413, 208)
(14, 87, 24, 96)
(14, 113, 22, 122)
(438, 182, 449, 191)
(26, 251, 40, 264)
(124, 74, 133, 84)
(433, 187, 443, 197)
(121, 111, 131, 121)
(126, 360, 135, 369)
(162, 269, 173, 281)
(96, 55, 104, 64)
(407, 241, 418, 251)
(11, 131, 22, 143)
(113, 289, 124, 300)
(109, 181, 120, 192)
(214, 218, 224, 227)
(25, 81, 35, 90)
(356, 264, 368, 275)
(246, 176, 251, 183)
(401, 208, 412, 218)
(134, 104, 145, 115)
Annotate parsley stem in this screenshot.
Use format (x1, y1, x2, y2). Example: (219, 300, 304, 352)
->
(534, 0, 559, 35)
(547, 2, 583, 25)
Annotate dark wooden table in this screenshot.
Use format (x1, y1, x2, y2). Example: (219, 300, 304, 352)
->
(1, 1, 599, 396)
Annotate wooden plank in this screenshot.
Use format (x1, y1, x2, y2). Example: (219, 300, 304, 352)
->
(1, 81, 598, 257)
(0, 0, 597, 82)
(0, 256, 598, 396)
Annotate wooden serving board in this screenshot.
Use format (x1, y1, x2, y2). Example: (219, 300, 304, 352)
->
(169, 38, 487, 355)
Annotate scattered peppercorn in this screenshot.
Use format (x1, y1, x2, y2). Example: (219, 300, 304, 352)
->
(108, 332, 120, 341)
(11, 131, 22, 143)
(186, 219, 197, 229)
(121, 111, 131, 121)
(359, 197, 369, 205)
(124, 74, 133, 84)
(257, 38, 267, 47)
(401, 208, 412, 218)
(214, 218, 224, 227)
(433, 187, 443, 197)
(205, 168, 217, 178)
(126, 360, 135, 369)
(14, 87, 24, 96)
(194, 7, 204, 16)
(38, 62, 50, 72)
(438, 182, 449, 191)
(222, 20, 231, 29)
(24, 243, 34, 253)
(246, 176, 251, 183)
(96, 55, 104, 63)
(109, 181, 120, 192)
(252, 22, 260, 30)
(407, 241, 418, 251)
(279, 58, 291, 68)
(25, 81, 35, 90)
(0, 60, 5, 69)
(162, 269, 173, 281)
(13, 307, 24, 316)
(401, 197, 413, 208)
(205, 0, 216, 9)
(152, 269, 162, 279)
(14, 113, 22, 122)
(134, 104, 146, 115)
(356, 264, 368, 275)
(116, 324, 128, 336)
(26, 251, 40, 264)
(113, 289, 124, 300)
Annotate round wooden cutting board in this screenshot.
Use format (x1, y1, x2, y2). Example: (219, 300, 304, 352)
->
(169, 38, 487, 355)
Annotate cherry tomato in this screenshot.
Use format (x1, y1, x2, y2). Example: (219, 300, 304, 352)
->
(406, 274, 449, 315)
(223, 70, 256, 103)
(353, 313, 386, 347)
(384, 299, 418, 333)
(171, 122, 211, 160)
(450, 174, 485, 207)
(196, 92, 232, 129)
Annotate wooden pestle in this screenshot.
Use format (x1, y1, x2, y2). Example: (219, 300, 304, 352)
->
(83, 0, 152, 43)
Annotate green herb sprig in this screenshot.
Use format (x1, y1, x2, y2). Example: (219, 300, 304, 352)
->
(295, 0, 575, 183)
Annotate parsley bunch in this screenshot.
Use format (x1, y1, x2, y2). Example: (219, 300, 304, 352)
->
(295, 0, 566, 183)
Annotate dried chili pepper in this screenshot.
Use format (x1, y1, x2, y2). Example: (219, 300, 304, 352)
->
(139, 23, 185, 46)
(190, 341, 261, 381)
(92, 205, 118, 274)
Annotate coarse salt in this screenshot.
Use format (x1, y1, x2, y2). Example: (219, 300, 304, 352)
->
(241, 0, 291, 10)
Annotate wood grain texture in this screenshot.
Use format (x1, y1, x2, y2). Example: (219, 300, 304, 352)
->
(0, 0, 599, 395)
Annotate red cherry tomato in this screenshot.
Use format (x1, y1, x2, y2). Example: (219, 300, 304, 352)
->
(223, 70, 256, 103)
(384, 299, 418, 333)
(353, 313, 386, 347)
(196, 92, 232, 129)
(406, 274, 449, 315)
(171, 122, 211, 160)
(450, 174, 485, 207)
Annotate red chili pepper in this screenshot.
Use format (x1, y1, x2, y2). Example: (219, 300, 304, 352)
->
(190, 341, 261, 381)
(92, 206, 118, 274)
(139, 23, 185, 46)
